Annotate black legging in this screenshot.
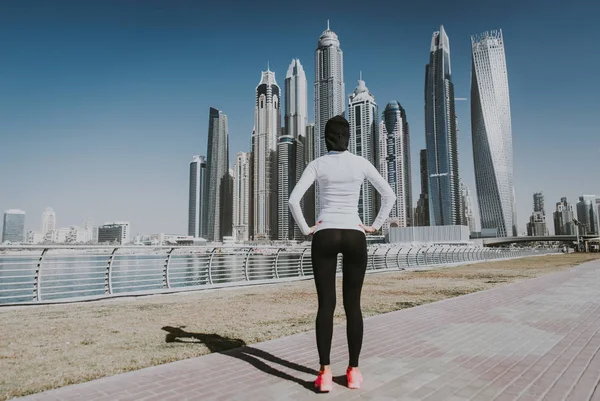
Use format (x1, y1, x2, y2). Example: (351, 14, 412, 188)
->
(311, 229, 367, 367)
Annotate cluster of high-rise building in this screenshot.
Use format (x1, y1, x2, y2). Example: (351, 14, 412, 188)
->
(522, 193, 600, 237)
(186, 23, 524, 243)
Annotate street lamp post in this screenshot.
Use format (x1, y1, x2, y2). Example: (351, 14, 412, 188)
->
(573, 218, 581, 252)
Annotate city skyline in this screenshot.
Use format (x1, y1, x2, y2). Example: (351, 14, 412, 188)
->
(1, 1, 598, 235)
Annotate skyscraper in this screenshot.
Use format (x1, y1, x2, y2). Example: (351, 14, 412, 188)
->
(460, 181, 476, 233)
(415, 149, 430, 226)
(42, 207, 56, 237)
(302, 123, 316, 227)
(204, 107, 229, 242)
(314, 21, 345, 216)
(348, 76, 378, 225)
(378, 100, 412, 229)
(597, 199, 600, 233)
(576, 195, 599, 236)
(188, 155, 206, 238)
(554, 197, 575, 235)
(252, 68, 281, 241)
(527, 192, 548, 236)
(425, 25, 462, 227)
(470, 30, 516, 238)
(285, 58, 308, 241)
(219, 169, 234, 240)
(533, 192, 545, 214)
(2, 209, 25, 243)
(233, 152, 251, 242)
(285, 59, 308, 140)
(277, 135, 303, 240)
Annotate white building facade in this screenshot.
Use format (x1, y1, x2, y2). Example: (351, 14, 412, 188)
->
(471, 29, 516, 237)
(252, 69, 281, 241)
(42, 207, 56, 237)
(460, 180, 476, 233)
(314, 22, 345, 216)
(348, 77, 378, 226)
(233, 152, 251, 242)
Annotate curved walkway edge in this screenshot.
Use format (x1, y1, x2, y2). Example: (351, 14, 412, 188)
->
(15, 259, 600, 401)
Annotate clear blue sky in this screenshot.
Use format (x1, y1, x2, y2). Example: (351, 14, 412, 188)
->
(1, 0, 598, 235)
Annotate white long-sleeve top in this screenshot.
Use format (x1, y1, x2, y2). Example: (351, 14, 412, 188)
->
(289, 151, 396, 236)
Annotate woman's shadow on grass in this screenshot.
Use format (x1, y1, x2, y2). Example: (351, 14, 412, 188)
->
(161, 326, 346, 392)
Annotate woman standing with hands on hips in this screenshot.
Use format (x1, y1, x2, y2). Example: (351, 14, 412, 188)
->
(288, 115, 396, 392)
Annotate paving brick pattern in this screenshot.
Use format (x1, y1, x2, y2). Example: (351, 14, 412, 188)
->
(16, 260, 600, 400)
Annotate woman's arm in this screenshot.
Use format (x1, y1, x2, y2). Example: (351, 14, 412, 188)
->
(288, 161, 317, 236)
(363, 159, 396, 231)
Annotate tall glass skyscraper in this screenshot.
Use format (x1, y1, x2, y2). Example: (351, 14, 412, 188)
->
(188, 155, 206, 238)
(285, 59, 308, 140)
(576, 195, 599, 236)
(314, 21, 345, 217)
(425, 25, 462, 227)
(470, 30, 515, 237)
(204, 107, 229, 242)
(284, 59, 308, 241)
(302, 123, 316, 227)
(2, 209, 26, 243)
(277, 135, 303, 240)
(378, 101, 412, 228)
(415, 149, 430, 226)
(253, 68, 281, 241)
(348, 76, 378, 225)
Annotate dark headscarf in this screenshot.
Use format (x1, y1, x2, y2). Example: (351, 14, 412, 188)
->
(325, 115, 350, 152)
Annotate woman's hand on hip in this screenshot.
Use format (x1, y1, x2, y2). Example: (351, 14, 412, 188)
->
(360, 224, 377, 234)
(309, 221, 322, 235)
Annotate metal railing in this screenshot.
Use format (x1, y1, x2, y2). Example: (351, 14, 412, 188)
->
(0, 245, 556, 305)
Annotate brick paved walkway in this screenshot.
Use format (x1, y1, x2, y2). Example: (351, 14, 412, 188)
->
(17, 259, 600, 401)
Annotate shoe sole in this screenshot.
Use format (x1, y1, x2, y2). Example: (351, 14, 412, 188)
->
(315, 384, 333, 392)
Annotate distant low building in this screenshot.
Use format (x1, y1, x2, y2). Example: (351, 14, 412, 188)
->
(27, 231, 43, 244)
(386, 225, 470, 245)
(98, 222, 131, 244)
(2, 209, 26, 244)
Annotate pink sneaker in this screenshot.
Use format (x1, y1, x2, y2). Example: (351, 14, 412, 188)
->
(315, 370, 333, 392)
(346, 367, 363, 389)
